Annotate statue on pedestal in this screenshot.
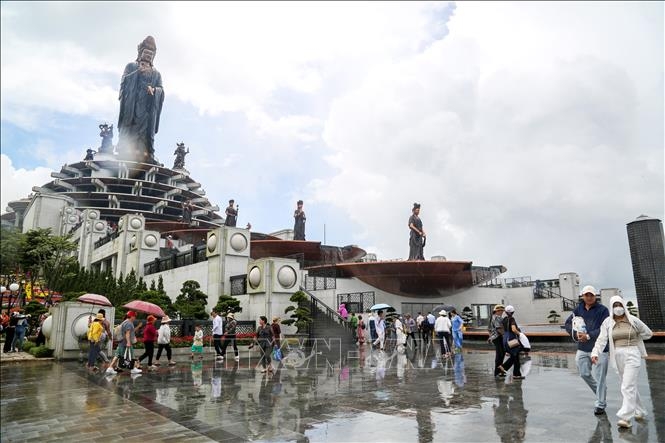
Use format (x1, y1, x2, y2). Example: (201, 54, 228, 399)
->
(98, 123, 114, 154)
(173, 142, 189, 169)
(84, 148, 96, 161)
(117, 36, 164, 164)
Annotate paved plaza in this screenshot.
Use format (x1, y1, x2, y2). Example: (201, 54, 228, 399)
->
(1, 345, 664, 442)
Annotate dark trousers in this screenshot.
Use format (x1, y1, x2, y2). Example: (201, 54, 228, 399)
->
(221, 335, 238, 356)
(421, 327, 431, 346)
(156, 343, 172, 361)
(492, 336, 505, 375)
(501, 351, 521, 376)
(258, 342, 271, 368)
(437, 331, 451, 355)
(88, 342, 100, 367)
(213, 334, 223, 356)
(3, 327, 15, 352)
(138, 341, 155, 366)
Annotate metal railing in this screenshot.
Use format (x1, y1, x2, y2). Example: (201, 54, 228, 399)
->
(299, 286, 352, 339)
(144, 244, 208, 275)
(94, 230, 120, 248)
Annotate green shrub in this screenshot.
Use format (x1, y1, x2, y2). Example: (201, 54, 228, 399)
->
(29, 345, 54, 358)
(22, 340, 36, 352)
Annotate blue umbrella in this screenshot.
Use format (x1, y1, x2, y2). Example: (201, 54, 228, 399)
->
(370, 303, 392, 311)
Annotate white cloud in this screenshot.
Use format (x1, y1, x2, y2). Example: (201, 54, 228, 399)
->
(1, 154, 53, 212)
(315, 2, 664, 292)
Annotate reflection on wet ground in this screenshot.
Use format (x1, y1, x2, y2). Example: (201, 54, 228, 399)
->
(1, 345, 663, 442)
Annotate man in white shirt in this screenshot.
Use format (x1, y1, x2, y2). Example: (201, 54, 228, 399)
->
(373, 310, 386, 351)
(211, 310, 224, 360)
(434, 310, 452, 357)
(416, 312, 424, 343)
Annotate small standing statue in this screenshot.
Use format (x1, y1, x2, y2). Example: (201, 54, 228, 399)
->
(182, 199, 193, 224)
(173, 142, 189, 169)
(293, 200, 306, 240)
(98, 123, 114, 154)
(84, 148, 96, 161)
(225, 199, 237, 227)
(408, 202, 425, 260)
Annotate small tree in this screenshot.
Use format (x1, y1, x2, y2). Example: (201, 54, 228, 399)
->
(173, 280, 208, 319)
(626, 301, 639, 317)
(282, 290, 312, 333)
(461, 306, 474, 324)
(214, 294, 242, 315)
(547, 310, 561, 323)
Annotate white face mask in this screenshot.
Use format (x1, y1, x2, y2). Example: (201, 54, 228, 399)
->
(613, 307, 625, 317)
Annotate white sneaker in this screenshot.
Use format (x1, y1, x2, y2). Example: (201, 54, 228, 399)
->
(635, 412, 647, 421)
(105, 367, 116, 374)
(130, 368, 142, 374)
(617, 419, 632, 428)
(216, 355, 224, 360)
(234, 356, 240, 361)
(148, 365, 158, 371)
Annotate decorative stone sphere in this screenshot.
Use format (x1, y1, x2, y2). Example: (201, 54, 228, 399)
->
(248, 266, 262, 289)
(9, 283, 19, 292)
(42, 315, 53, 339)
(94, 221, 105, 232)
(73, 315, 90, 338)
(277, 265, 297, 289)
(65, 207, 73, 214)
(130, 235, 137, 248)
(118, 219, 124, 230)
(68, 215, 78, 223)
(207, 234, 217, 253)
(144, 234, 157, 247)
(88, 211, 99, 220)
(229, 233, 247, 252)
(130, 217, 142, 229)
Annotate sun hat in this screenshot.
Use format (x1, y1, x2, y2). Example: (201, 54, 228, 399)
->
(439, 310, 447, 316)
(493, 304, 505, 312)
(161, 315, 171, 323)
(127, 311, 136, 318)
(226, 312, 235, 319)
(147, 315, 156, 322)
(581, 285, 597, 296)
(505, 305, 515, 314)
(95, 313, 104, 320)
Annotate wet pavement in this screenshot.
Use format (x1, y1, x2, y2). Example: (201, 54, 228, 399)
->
(1, 344, 664, 442)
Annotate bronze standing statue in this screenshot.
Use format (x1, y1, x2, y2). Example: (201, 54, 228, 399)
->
(408, 203, 425, 260)
(98, 123, 114, 154)
(173, 142, 189, 169)
(117, 36, 164, 164)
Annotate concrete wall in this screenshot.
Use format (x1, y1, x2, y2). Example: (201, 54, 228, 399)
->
(144, 261, 209, 306)
(22, 194, 72, 233)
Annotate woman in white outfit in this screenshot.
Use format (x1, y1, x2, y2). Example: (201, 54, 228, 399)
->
(591, 295, 652, 429)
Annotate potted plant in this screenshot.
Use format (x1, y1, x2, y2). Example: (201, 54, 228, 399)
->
(282, 291, 313, 335)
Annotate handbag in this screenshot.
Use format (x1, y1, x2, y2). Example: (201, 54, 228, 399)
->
(118, 348, 135, 369)
(507, 338, 520, 349)
(272, 346, 283, 362)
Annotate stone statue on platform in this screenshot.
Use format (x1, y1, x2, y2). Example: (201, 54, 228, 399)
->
(98, 123, 114, 154)
(408, 202, 425, 260)
(294, 200, 306, 240)
(173, 142, 189, 169)
(117, 35, 164, 164)
(84, 148, 96, 161)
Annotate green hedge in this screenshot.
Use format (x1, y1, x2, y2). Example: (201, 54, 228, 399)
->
(29, 345, 54, 358)
(22, 340, 36, 352)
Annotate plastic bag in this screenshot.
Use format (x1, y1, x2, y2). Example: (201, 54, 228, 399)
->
(272, 346, 282, 362)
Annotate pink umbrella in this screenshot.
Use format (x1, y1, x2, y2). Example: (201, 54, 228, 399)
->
(123, 300, 166, 317)
(77, 293, 112, 307)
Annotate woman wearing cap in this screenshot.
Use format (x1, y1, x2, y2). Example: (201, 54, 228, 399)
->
(591, 296, 653, 428)
(138, 315, 158, 370)
(220, 312, 239, 361)
(86, 314, 104, 371)
(155, 316, 176, 366)
(498, 305, 523, 379)
(488, 305, 506, 377)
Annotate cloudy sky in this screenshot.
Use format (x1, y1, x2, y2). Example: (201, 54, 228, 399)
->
(1, 2, 663, 300)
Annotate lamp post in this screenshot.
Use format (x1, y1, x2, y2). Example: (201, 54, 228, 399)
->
(8, 283, 19, 310)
